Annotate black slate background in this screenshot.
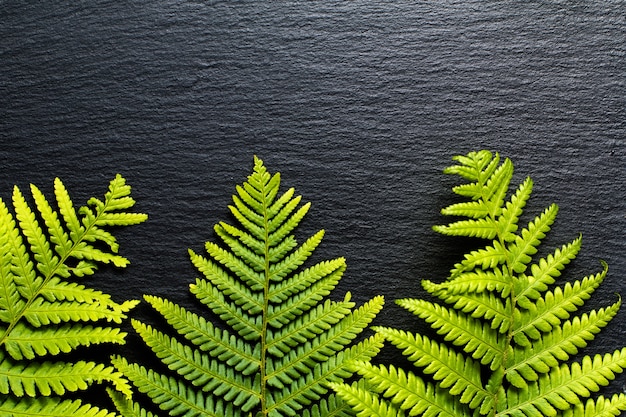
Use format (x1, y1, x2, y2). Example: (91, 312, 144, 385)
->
(1, 0, 625, 409)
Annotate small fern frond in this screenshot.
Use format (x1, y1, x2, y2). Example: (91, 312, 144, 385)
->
(506, 299, 621, 389)
(397, 298, 504, 370)
(562, 394, 626, 417)
(0, 175, 146, 414)
(374, 326, 492, 411)
(422, 286, 512, 333)
(0, 352, 130, 398)
(515, 235, 583, 309)
(449, 241, 508, 277)
(111, 356, 234, 417)
(107, 389, 157, 417)
(300, 393, 355, 417)
(505, 349, 626, 417)
(334, 150, 625, 417)
(116, 156, 383, 416)
(506, 203, 558, 274)
(4, 322, 127, 360)
(511, 265, 608, 347)
(143, 295, 260, 375)
(424, 268, 511, 297)
(329, 379, 404, 417)
(130, 319, 261, 409)
(0, 396, 117, 417)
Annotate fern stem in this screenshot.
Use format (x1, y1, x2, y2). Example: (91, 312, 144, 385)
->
(259, 177, 272, 417)
(490, 201, 520, 417)
(479, 163, 514, 417)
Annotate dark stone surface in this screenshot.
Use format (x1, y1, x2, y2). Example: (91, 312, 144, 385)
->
(1, 0, 625, 407)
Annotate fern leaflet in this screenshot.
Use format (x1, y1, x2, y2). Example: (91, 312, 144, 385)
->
(113, 156, 384, 417)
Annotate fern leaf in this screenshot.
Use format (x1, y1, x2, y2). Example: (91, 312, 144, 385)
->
(300, 393, 355, 417)
(334, 150, 626, 417)
(22, 298, 134, 327)
(506, 299, 621, 389)
(267, 230, 326, 283)
(0, 396, 117, 417)
(444, 150, 497, 181)
(0, 202, 25, 324)
(201, 241, 264, 291)
(346, 361, 463, 417)
(189, 277, 263, 341)
(514, 235, 582, 309)
(0, 175, 146, 414)
(481, 156, 514, 217)
(397, 298, 504, 370)
(131, 320, 261, 410)
(30, 184, 73, 271)
(53, 179, 85, 245)
(111, 356, 233, 417)
(329, 379, 404, 417)
(268, 298, 384, 388)
(449, 240, 507, 277)
(505, 349, 626, 416)
(506, 203, 558, 274)
(107, 389, 157, 417)
(189, 249, 264, 314)
(562, 394, 626, 417)
(496, 177, 533, 242)
(375, 326, 492, 411)
(116, 156, 383, 416)
(38, 277, 115, 303)
(512, 266, 607, 346)
(433, 217, 498, 240)
(0, 353, 130, 398)
(267, 297, 355, 357)
(12, 186, 61, 280)
(4, 322, 127, 360)
(423, 268, 511, 297)
(423, 286, 512, 333)
(143, 295, 260, 375)
(267, 259, 346, 328)
(440, 200, 490, 219)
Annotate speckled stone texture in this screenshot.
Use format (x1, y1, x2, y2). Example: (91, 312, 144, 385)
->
(2, 0, 625, 406)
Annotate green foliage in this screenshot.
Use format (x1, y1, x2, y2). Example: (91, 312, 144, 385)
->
(113, 157, 385, 417)
(331, 150, 626, 417)
(0, 175, 147, 416)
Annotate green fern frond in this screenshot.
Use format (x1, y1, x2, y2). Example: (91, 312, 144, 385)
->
(0, 396, 117, 417)
(397, 298, 504, 370)
(0, 175, 147, 414)
(300, 393, 355, 417)
(506, 299, 621, 389)
(143, 295, 260, 375)
(328, 379, 404, 417)
(4, 322, 127, 360)
(0, 352, 130, 398)
(512, 265, 608, 347)
(333, 150, 625, 417)
(562, 394, 626, 417)
(111, 356, 232, 417)
(107, 389, 157, 417)
(505, 349, 626, 417)
(514, 235, 583, 310)
(115, 156, 383, 416)
(375, 326, 492, 411)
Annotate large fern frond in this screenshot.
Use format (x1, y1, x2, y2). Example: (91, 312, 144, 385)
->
(0, 175, 147, 415)
(333, 150, 626, 417)
(114, 156, 384, 417)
